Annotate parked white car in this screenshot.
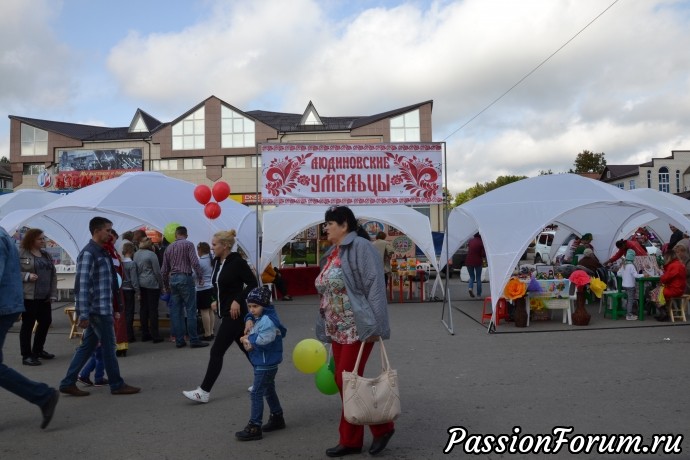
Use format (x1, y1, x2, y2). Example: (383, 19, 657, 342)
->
(533, 231, 577, 264)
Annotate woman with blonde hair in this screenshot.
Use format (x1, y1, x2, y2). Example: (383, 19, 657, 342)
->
(183, 229, 258, 404)
(19, 228, 58, 366)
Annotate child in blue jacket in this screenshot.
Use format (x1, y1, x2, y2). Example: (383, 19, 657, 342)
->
(236, 286, 287, 441)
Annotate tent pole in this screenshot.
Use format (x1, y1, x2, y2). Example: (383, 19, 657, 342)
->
(256, 145, 263, 280)
(439, 142, 454, 335)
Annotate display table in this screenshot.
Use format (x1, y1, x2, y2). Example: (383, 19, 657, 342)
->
(388, 270, 427, 303)
(280, 266, 320, 296)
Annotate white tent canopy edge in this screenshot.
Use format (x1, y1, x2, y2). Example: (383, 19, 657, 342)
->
(260, 204, 440, 274)
(0, 172, 258, 266)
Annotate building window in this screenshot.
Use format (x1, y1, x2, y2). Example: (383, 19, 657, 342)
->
(183, 158, 204, 170)
(225, 156, 246, 168)
(629, 179, 635, 190)
(658, 167, 669, 193)
(647, 170, 651, 188)
(606, 170, 611, 179)
(221, 106, 255, 148)
(151, 159, 178, 171)
(21, 124, 48, 156)
(390, 110, 420, 142)
(172, 107, 205, 150)
(615, 183, 624, 189)
(676, 169, 680, 193)
(251, 156, 262, 168)
(22, 164, 44, 175)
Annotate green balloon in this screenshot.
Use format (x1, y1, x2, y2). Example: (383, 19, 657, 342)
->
(164, 222, 181, 244)
(315, 364, 339, 395)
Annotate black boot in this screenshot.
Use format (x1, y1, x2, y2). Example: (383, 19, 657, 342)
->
(235, 423, 262, 441)
(262, 413, 286, 432)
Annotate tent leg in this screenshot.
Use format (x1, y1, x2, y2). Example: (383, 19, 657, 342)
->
(440, 282, 454, 335)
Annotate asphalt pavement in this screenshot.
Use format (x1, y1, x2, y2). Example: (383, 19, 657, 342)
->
(1, 277, 688, 459)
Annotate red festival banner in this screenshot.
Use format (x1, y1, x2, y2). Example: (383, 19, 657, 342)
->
(261, 143, 443, 205)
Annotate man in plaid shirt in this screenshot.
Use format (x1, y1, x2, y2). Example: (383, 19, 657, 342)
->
(59, 217, 140, 397)
(161, 226, 208, 349)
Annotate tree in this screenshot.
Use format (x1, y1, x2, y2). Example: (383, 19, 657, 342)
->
(0, 156, 8, 164)
(570, 150, 606, 174)
(450, 175, 527, 207)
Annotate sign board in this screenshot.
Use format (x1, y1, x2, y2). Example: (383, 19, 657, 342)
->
(260, 143, 443, 205)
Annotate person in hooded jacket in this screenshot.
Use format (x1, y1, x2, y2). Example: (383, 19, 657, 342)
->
(182, 229, 257, 404)
(235, 286, 288, 441)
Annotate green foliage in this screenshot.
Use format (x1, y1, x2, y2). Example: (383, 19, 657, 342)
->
(0, 156, 9, 164)
(570, 150, 606, 174)
(539, 169, 553, 175)
(450, 175, 527, 207)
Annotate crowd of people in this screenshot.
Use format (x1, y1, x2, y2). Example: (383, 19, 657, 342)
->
(1, 206, 397, 456)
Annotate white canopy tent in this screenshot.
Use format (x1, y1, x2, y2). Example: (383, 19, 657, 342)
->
(260, 204, 439, 274)
(619, 188, 690, 243)
(0, 189, 61, 219)
(440, 174, 690, 325)
(0, 172, 258, 266)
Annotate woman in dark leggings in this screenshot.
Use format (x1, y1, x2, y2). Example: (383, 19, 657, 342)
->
(182, 228, 257, 403)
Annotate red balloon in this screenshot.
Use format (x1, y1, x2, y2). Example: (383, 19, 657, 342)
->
(212, 181, 231, 202)
(194, 184, 212, 205)
(204, 202, 221, 219)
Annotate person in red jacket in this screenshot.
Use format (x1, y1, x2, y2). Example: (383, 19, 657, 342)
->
(466, 233, 486, 298)
(656, 251, 686, 321)
(603, 238, 647, 266)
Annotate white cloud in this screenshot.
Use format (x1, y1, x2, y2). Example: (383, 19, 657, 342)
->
(3, 0, 690, 195)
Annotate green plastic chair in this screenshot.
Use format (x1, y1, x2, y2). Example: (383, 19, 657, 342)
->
(601, 274, 627, 319)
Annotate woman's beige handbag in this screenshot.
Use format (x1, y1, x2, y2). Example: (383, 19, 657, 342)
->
(342, 338, 401, 425)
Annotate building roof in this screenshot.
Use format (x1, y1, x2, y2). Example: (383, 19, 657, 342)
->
(9, 99, 433, 142)
(600, 164, 639, 181)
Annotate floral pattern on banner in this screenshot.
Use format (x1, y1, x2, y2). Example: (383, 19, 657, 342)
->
(264, 153, 313, 197)
(261, 143, 443, 152)
(385, 152, 439, 200)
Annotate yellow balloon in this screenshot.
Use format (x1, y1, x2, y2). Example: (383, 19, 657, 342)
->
(292, 339, 327, 374)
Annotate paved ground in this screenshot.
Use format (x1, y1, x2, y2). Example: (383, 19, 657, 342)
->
(1, 277, 688, 459)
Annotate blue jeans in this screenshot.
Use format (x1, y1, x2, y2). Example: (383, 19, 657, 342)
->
(169, 274, 200, 344)
(60, 314, 125, 391)
(468, 265, 483, 297)
(79, 344, 105, 381)
(0, 313, 54, 406)
(249, 367, 282, 426)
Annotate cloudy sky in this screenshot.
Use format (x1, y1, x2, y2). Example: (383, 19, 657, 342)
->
(2, 0, 690, 194)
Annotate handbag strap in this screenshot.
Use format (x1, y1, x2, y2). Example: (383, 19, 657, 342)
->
(352, 337, 391, 373)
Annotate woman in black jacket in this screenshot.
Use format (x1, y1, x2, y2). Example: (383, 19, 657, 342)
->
(182, 229, 257, 403)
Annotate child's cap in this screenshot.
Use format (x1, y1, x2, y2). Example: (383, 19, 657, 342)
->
(625, 249, 636, 262)
(247, 286, 272, 307)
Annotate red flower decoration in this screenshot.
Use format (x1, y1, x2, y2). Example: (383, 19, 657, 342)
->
(264, 153, 313, 196)
(569, 270, 591, 287)
(384, 152, 439, 200)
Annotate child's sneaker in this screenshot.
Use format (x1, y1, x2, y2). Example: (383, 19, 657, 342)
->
(182, 387, 209, 403)
(94, 378, 109, 387)
(235, 423, 262, 441)
(77, 376, 94, 386)
(262, 413, 286, 432)
(626, 314, 638, 321)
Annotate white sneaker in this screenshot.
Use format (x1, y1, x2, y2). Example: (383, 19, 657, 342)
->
(247, 385, 254, 392)
(182, 387, 209, 403)
(626, 314, 638, 321)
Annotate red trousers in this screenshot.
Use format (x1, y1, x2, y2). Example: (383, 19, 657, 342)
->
(332, 341, 395, 448)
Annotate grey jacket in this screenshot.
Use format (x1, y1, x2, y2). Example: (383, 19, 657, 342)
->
(133, 249, 163, 289)
(317, 231, 390, 342)
(19, 248, 58, 301)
